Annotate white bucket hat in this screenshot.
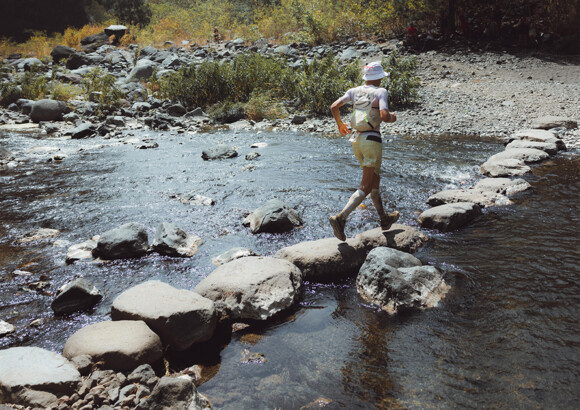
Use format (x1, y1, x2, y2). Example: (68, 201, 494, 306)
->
(362, 61, 388, 81)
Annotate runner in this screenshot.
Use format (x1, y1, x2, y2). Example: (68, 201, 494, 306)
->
(329, 61, 399, 241)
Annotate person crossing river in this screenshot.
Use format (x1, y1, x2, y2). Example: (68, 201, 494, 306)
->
(329, 61, 399, 241)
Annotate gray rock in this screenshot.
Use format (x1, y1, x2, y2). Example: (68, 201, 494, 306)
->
(63, 320, 163, 371)
(50, 45, 76, 64)
(201, 144, 238, 160)
(473, 178, 532, 196)
(531, 116, 577, 130)
(0, 147, 14, 161)
(506, 129, 566, 151)
(70, 354, 93, 376)
(112, 280, 217, 350)
(418, 202, 482, 232)
(18, 58, 43, 71)
(135, 375, 204, 410)
(106, 116, 126, 127)
(242, 199, 303, 234)
(179, 193, 215, 206)
(70, 122, 96, 139)
(30, 99, 69, 122)
(51, 278, 103, 315)
(339, 47, 360, 61)
(151, 222, 203, 258)
(486, 147, 550, 164)
(362, 247, 423, 269)
(195, 256, 303, 321)
(212, 247, 259, 266)
(0, 347, 81, 406)
(127, 59, 157, 82)
(127, 364, 156, 385)
(505, 139, 560, 155)
(481, 158, 531, 177)
(357, 250, 449, 314)
(0, 319, 15, 337)
(17, 227, 60, 243)
(132, 102, 152, 112)
(291, 115, 307, 125)
(104, 25, 127, 40)
(92, 222, 149, 260)
(427, 188, 510, 207)
(245, 151, 260, 160)
(167, 104, 187, 117)
(66, 237, 99, 264)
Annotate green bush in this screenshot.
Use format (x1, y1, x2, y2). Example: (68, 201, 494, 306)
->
(0, 81, 22, 106)
(381, 51, 420, 108)
(244, 90, 287, 121)
(81, 67, 125, 113)
(20, 66, 49, 100)
(207, 100, 246, 123)
(50, 82, 82, 102)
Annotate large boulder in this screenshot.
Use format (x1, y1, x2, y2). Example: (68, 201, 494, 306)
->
(0, 347, 81, 407)
(135, 376, 207, 410)
(473, 178, 532, 196)
(29, 99, 69, 123)
(111, 281, 217, 351)
(357, 248, 449, 314)
(63, 320, 163, 371)
(243, 199, 303, 234)
(531, 116, 577, 130)
(151, 222, 203, 258)
(70, 122, 96, 139)
(127, 59, 157, 82)
(194, 256, 303, 321)
(486, 147, 550, 164)
(418, 202, 482, 232)
(50, 45, 76, 64)
(92, 222, 149, 260)
(275, 225, 429, 281)
(481, 158, 531, 177)
(51, 278, 103, 315)
(201, 145, 238, 160)
(427, 188, 510, 208)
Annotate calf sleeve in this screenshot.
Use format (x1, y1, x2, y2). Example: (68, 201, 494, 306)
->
(370, 189, 387, 219)
(340, 189, 366, 219)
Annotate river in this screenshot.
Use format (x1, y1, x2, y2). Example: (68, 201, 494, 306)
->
(0, 128, 578, 408)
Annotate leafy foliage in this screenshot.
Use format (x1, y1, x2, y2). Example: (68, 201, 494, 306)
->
(381, 51, 420, 108)
(0, 82, 22, 107)
(81, 67, 125, 112)
(20, 66, 49, 100)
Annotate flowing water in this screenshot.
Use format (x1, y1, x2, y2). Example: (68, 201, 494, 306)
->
(0, 128, 578, 409)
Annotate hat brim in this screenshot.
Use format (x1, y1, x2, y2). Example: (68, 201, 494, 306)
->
(363, 72, 388, 81)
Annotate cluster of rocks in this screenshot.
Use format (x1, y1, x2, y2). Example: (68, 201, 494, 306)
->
(417, 117, 575, 232)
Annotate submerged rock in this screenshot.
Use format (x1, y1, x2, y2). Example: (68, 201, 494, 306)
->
(195, 256, 303, 321)
(212, 247, 259, 266)
(201, 144, 238, 160)
(92, 222, 149, 260)
(357, 247, 449, 314)
(418, 202, 482, 232)
(111, 280, 217, 350)
(51, 278, 103, 315)
(63, 320, 163, 371)
(17, 227, 60, 243)
(243, 199, 303, 234)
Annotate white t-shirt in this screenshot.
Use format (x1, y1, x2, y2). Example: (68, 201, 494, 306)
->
(338, 85, 389, 111)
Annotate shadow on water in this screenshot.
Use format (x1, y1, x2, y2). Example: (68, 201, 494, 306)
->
(0, 129, 578, 408)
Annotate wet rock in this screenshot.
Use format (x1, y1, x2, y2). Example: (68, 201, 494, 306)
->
(201, 144, 238, 160)
(481, 158, 531, 177)
(0, 319, 15, 337)
(135, 375, 205, 410)
(243, 199, 303, 234)
(151, 222, 203, 257)
(291, 115, 307, 125)
(179, 192, 215, 206)
(212, 247, 259, 266)
(427, 188, 510, 207)
(352, 224, 429, 254)
(505, 139, 559, 155)
(506, 129, 566, 151)
(531, 116, 577, 130)
(357, 248, 449, 314)
(301, 397, 333, 409)
(92, 222, 149, 260)
(51, 278, 103, 315)
(0, 347, 81, 406)
(30, 99, 69, 122)
(195, 256, 303, 321)
(473, 178, 532, 195)
(245, 151, 260, 160)
(66, 236, 99, 264)
(136, 138, 159, 149)
(0, 147, 15, 161)
(486, 147, 550, 164)
(17, 227, 60, 243)
(50, 45, 76, 64)
(241, 349, 266, 364)
(418, 202, 482, 232)
(70, 122, 96, 139)
(112, 280, 217, 350)
(63, 320, 163, 371)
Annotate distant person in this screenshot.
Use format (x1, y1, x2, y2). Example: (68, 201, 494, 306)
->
(328, 62, 399, 241)
(407, 22, 419, 47)
(213, 27, 220, 43)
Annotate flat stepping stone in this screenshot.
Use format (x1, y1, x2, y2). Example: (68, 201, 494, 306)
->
(427, 188, 510, 208)
(531, 116, 577, 130)
(111, 280, 217, 351)
(418, 202, 482, 232)
(506, 129, 566, 151)
(473, 178, 531, 195)
(194, 256, 303, 321)
(481, 158, 531, 177)
(505, 139, 559, 155)
(486, 147, 549, 164)
(63, 320, 163, 371)
(0, 347, 81, 406)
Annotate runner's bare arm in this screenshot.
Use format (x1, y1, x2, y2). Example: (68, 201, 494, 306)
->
(331, 99, 351, 135)
(380, 109, 397, 123)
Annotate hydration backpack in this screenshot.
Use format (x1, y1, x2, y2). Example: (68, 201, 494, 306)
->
(350, 86, 381, 132)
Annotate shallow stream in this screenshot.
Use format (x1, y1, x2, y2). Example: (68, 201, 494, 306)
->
(1, 128, 578, 408)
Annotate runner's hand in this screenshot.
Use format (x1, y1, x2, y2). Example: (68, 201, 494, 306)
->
(338, 123, 351, 135)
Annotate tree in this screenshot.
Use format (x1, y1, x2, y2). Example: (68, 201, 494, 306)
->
(103, 0, 152, 26)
